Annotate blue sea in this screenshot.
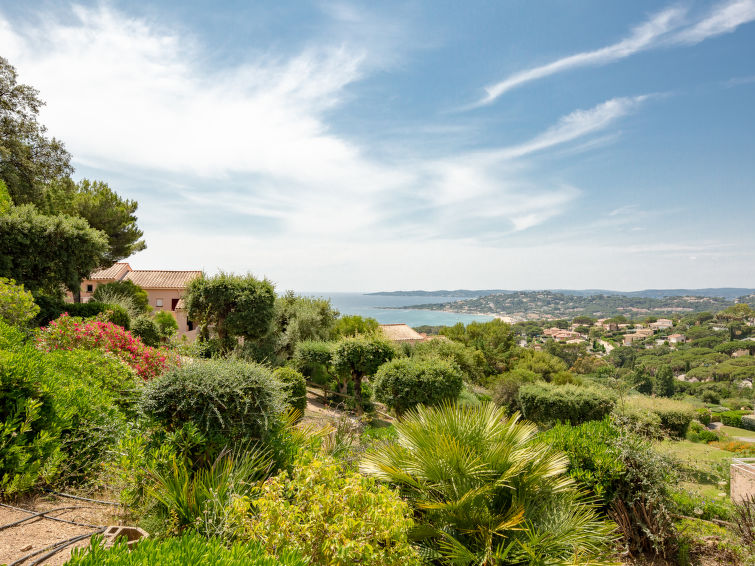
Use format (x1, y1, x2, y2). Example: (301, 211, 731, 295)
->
(300, 292, 494, 327)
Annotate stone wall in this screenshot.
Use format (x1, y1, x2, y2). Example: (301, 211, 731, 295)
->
(731, 458, 755, 503)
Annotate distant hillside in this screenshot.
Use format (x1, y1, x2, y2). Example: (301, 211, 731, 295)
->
(370, 288, 755, 300)
(367, 289, 513, 298)
(401, 290, 747, 320)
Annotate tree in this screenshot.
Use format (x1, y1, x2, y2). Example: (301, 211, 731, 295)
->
(250, 292, 338, 364)
(0, 277, 39, 327)
(185, 272, 275, 353)
(330, 314, 378, 338)
(653, 365, 675, 398)
(332, 336, 395, 413)
(0, 204, 108, 294)
(440, 319, 516, 375)
(0, 57, 72, 206)
(1, 58, 144, 267)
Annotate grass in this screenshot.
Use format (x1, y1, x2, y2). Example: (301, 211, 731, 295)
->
(655, 439, 731, 498)
(720, 425, 755, 442)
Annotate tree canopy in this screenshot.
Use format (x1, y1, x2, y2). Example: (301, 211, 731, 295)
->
(0, 204, 108, 293)
(185, 272, 276, 353)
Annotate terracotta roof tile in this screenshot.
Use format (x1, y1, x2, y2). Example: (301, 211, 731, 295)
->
(88, 263, 131, 281)
(123, 270, 202, 289)
(379, 324, 425, 342)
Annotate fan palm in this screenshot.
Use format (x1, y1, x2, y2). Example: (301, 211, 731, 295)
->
(360, 402, 616, 565)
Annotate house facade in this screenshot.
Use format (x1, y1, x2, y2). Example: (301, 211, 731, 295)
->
(72, 263, 202, 338)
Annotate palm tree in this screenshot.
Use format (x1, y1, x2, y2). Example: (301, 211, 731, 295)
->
(361, 402, 615, 565)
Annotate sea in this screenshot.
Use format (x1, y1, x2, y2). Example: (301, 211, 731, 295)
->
(300, 292, 494, 328)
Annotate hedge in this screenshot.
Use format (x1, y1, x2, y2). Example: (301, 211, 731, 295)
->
(742, 414, 755, 432)
(518, 383, 616, 425)
(35, 296, 130, 329)
(623, 396, 695, 438)
(719, 410, 752, 429)
(373, 357, 463, 415)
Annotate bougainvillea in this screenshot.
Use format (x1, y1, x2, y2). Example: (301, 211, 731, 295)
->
(36, 313, 177, 379)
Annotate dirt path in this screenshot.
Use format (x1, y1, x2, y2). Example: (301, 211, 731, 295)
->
(0, 494, 127, 565)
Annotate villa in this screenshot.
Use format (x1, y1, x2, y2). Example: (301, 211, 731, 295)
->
(71, 263, 202, 338)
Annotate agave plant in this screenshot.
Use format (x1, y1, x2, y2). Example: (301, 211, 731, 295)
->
(360, 402, 616, 565)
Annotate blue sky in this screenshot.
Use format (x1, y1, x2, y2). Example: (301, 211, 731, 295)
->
(1, 1, 754, 292)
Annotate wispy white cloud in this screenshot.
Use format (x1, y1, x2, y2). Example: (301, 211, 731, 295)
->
(0, 3, 685, 290)
(671, 0, 755, 44)
(489, 96, 648, 159)
(476, 0, 755, 106)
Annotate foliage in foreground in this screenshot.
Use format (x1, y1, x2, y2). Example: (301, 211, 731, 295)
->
(66, 532, 307, 566)
(361, 402, 615, 565)
(0, 277, 39, 327)
(237, 453, 421, 566)
(541, 420, 679, 558)
(0, 320, 137, 494)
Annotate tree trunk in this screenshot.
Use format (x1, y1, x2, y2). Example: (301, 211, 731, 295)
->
(353, 371, 363, 415)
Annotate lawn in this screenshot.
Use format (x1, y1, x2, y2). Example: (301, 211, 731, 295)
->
(720, 425, 755, 441)
(655, 439, 732, 499)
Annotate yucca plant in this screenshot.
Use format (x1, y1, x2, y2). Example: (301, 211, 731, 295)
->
(361, 402, 616, 565)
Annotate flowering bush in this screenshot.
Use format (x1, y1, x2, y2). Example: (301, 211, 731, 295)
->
(36, 313, 177, 379)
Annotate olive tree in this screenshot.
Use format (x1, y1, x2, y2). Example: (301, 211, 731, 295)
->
(332, 336, 396, 413)
(185, 272, 275, 353)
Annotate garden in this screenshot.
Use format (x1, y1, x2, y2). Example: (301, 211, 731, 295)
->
(1, 274, 755, 565)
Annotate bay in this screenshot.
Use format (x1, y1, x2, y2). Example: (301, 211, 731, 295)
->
(300, 292, 494, 327)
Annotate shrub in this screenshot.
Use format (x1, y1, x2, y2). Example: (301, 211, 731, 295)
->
(696, 407, 711, 426)
(491, 368, 538, 410)
(411, 338, 485, 382)
(67, 532, 307, 566)
(541, 420, 678, 557)
(32, 297, 131, 329)
(623, 396, 696, 438)
(373, 357, 463, 415)
(140, 360, 286, 445)
(42, 348, 136, 483)
(611, 406, 664, 439)
(92, 280, 150, 314)
(0, 335, 62, 496)
(273, 367, 307, 418)
(685, 420, 719, 444)
(0, 277, 39, 327)
(518, 382, 616, 425)
(719, 410, 751, 428)
(237, 454, 422, 566)
(154, 310, 178, 340)
(361, 403, 615, 564)
(36, 313, 175, 379)
(131, 315, 160, 347)
(742, 414, 755, 432)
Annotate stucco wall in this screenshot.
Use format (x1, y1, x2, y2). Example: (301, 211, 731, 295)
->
(144, 288, 197, 340)
(731, 458, 755, 503)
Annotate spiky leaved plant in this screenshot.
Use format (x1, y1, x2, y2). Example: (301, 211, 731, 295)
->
(361, 402, 616, 565)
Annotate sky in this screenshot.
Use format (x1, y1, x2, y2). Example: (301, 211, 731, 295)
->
(1, 0, 754, 292)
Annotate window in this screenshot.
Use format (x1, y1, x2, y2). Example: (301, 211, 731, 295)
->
(187, 320, 194, 331)
(86, 284, 93, 293)
(156, 299, 163, 307)
(171, 298, 179, 311)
